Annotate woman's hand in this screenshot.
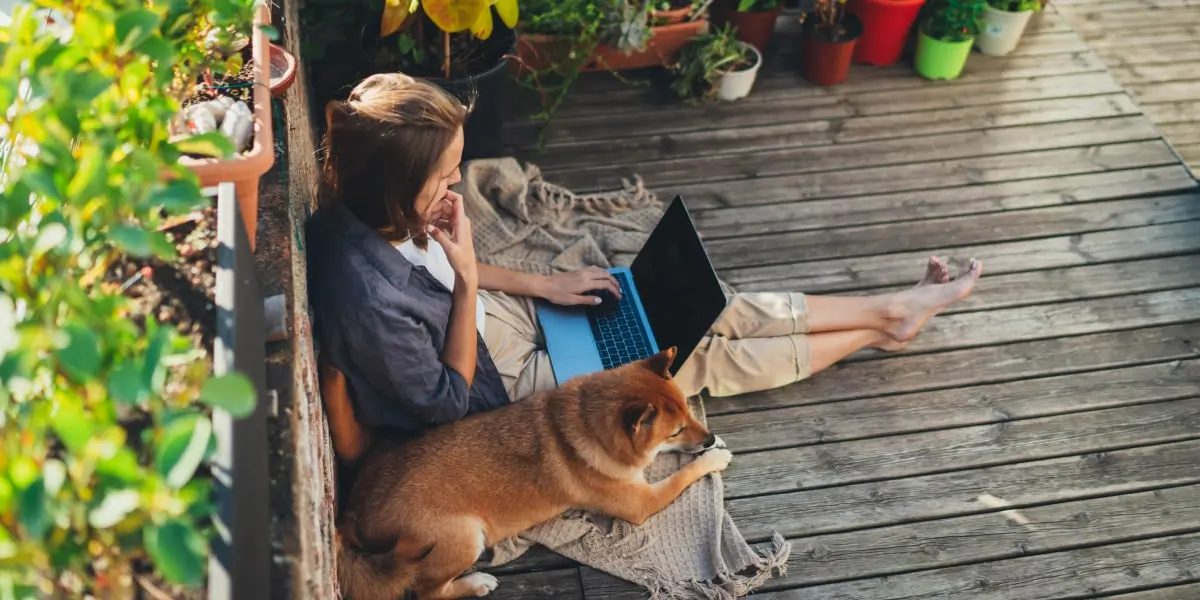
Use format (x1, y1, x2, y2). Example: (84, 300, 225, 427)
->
(428, 191, 477, 288)
(537, 267, 622, 307)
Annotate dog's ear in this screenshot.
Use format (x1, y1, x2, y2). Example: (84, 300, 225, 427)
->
(642, 347, 677, 379)
(623, 402, 658, 437)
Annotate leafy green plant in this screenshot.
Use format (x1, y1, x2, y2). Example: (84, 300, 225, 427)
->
(379, 0, 518, 78)
(987, 0, 1042, 11)
(735, 0, 780, 11)
(0, 0, 261, 596)
(670, 23, 753, 103)
(921, 0, 986, 41)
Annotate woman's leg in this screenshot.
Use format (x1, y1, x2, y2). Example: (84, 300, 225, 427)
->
(480, 291, 557, 401)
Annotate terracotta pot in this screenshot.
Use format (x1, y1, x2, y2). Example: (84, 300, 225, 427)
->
(715, 1, 783, 55)
(848, 0, 925, 66)
(179, 3, 274, 250)
(269, 43, 297, 97)
(800, 13, 862, 86)
(514, 32, 575, 74)
(588, 18, 709, 71)
(652, 7, 692, 24)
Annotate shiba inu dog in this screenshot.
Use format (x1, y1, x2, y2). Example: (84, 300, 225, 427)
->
(331, 347, 731, 600)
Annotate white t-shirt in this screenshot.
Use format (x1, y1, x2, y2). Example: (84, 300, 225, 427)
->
(394, 239, 487, 336)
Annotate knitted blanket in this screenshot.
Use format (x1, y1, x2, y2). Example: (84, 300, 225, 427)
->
(458, 157, 791, 600)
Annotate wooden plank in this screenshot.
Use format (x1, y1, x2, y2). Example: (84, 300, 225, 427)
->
(1083, 24, 1200, 47)
(516, 71, 1122, 149)
(729, 438, 1200, 541)
(705, 194, 1200, 268)
(1111, 61, 1200, 85)
(1106, 583, 1200, 599)
(757, 533, 1200, 599)
(726, 219, 1200, 292)
(1101, 42, 1200, 67)
(547, 117, 1162, 192)
(488, 547, 574, 576)
(531, 93, 1137, 168)
(999, 30, 1089, 55)
(710, 360, 1200, 453)
(678, 141, 1184, 211)
(767, 484, 1200, 588)
(876, 255, 1200, 316)
(489, 568, 582, 600)
(1070, 7, 1200, 35)
(1143, 101, 1200, 125)
(715, 323, 1200, 415)
(694, 166, 1196, 236)
(722, 398, 1200, 498)
(1176, 143, 1200, 168)
(1161, 124, 1200, 147)
(1129, 80, 1200, 105)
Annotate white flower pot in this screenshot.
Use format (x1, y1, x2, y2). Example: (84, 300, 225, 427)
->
(975, 4, 1034, 56)
(716, 43, 762, 102)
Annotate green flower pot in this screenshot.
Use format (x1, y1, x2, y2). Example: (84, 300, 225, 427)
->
(914, 31, 974, 80)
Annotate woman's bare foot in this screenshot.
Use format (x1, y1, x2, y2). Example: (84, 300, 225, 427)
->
(885, 259, 983, 343)
(874, 257, 953, 352)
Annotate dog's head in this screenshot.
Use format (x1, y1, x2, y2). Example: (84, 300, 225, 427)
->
(600, 347, 724, 458)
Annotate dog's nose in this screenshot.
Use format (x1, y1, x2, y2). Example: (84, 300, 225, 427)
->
(702, 433, 717, 449)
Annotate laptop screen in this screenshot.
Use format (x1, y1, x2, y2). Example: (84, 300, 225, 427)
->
(631, 196, 729, 375)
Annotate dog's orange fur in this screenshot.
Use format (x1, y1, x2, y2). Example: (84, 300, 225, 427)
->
(330, 347, 732, 600)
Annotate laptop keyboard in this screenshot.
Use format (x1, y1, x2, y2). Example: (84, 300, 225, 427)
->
(587, 271, 655, 370)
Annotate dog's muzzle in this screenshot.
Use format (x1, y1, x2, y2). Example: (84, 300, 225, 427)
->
(687, 433, 728, 453)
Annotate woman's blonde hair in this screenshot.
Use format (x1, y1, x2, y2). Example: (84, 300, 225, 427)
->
(318, 73, 471, 244)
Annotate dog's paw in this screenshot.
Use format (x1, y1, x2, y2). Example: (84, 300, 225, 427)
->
(460, 572, 499, 597)
(710, 435, 728, 450)
(696, 448, 733, 473)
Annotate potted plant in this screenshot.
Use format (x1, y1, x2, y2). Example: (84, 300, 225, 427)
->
(369, 0, 519, 160)
(975, 0, 1043, 56)
(713, 0, 783, 55)
(671, 23, 763, 102)
(848, 0, 926, 66)
(174, 3, 276, 250)
(1, 0, 265, 597)
(589, 0, 711, 71)
(654, 0, 710, 24)
(913, 0, 985, 80)
(799, 0, 863, 86)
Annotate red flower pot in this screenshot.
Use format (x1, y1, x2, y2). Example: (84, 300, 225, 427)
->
(801, 13, 863, 86)
(714, 1, 783, 55)
(849, 0, 926, 66)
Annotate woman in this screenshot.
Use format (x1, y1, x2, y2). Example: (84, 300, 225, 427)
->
(307, 73, 982, 436)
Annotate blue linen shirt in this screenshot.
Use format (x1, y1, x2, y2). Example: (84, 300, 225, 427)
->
(305, 203, 510, 436)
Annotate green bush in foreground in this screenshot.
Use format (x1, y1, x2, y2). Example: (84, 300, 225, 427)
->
(1, 0, 261, 596)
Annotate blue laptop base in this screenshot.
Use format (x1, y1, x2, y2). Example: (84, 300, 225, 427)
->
(536, 267, 660, 385)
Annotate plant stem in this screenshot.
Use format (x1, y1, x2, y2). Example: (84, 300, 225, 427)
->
(442, 30, 450, 78)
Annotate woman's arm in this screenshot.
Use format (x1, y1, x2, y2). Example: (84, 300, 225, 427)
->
(477, 262, 623, 306)
(442, 274, 478, 386)
(477, 263, 548, 297)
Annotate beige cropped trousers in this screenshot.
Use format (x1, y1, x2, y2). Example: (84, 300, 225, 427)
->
(480, 291, 812, 401)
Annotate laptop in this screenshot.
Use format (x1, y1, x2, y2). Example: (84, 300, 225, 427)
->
(535, 196, 728, 384)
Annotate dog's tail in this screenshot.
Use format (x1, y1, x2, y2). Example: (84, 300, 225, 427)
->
(336, 517, 434, 600)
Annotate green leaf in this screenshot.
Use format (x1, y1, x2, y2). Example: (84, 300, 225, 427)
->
(55, 325, 101, 382)
(148, 230, 177, 261)
(17, 479, 48, 539)
(144, 520, 206, 586)
(97, 447, 143, 483)
(108, 363, 148, 405)
(150, 179, 203, 214)
(114, 9, 162, 52)
(174, 131, 235, 158)
(88, 489, 141, 528)
(143, 325, 169, 393)
(110, 224, 152, 257)
(259, 24, 280, 41)
(68, 70, 113, 103)
(51, 402, 94, 454)
(155, 413, 212, 489)
(199, 373, 257, 418)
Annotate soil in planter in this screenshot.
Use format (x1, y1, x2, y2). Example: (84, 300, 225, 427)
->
(806, 22, 859, 43)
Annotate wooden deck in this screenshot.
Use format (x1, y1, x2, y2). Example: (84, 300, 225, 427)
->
(484, 7, 1200, 600)
(1053, 0, 1200, 172)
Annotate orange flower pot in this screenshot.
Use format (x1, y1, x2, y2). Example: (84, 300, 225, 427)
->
(179, 3, 275, 251)
(587, 18, 709, 71)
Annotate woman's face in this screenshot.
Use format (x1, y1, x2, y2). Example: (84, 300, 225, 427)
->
(414, 126, 465, 231)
